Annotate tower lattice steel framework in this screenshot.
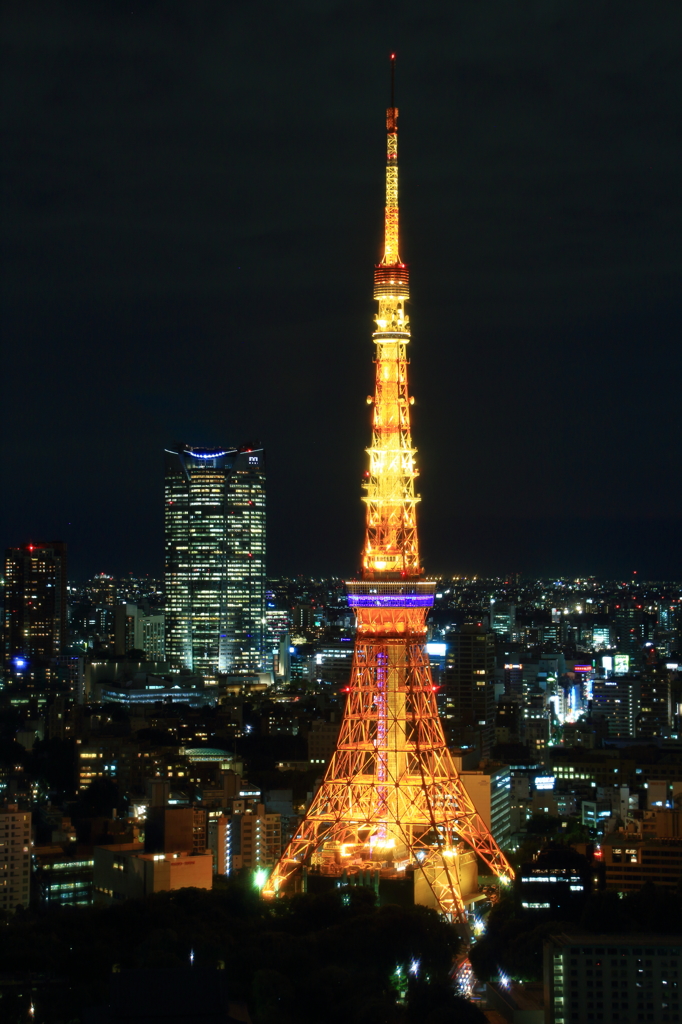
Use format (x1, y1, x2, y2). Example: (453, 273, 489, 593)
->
(264, 57, 514, 917)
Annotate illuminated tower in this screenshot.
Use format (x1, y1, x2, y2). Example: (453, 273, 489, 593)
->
(264, 58, 513, 918)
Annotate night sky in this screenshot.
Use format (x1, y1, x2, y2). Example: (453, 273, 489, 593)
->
(2, 1, 681, 581)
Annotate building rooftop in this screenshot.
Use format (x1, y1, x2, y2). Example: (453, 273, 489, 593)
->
(548, 931, 682, 949)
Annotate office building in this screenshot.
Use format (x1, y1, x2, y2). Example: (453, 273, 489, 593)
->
(545, 932, 682, 1024)
(442, 626, 496, 757)
(93, 845, 212, 904)
(113, 604, 165, 659)
(3, 542, 67, 669)
(517, 845, 593, 914)
(491, 602, 515, 638)
(592, 675, 641, 737)
(592, 624, 611, 650)
(208, 800, 281, 876)
(32, 850, 94, 908)
(313, 638, 355, 687)
(264, 608, 290, 675)
(164, 444, 265, 680)
(459, 762, 512, 847)
(638, 663, 673, 738)
(495, 698, 522, 744)
(144, 806, 207, 856)
(602, 833, 682, 892)
(0, 805, 31, 912)
(611, 600, 651, 669)
(307, 717, 342, 765)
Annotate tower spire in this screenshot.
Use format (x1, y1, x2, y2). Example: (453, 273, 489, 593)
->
(364, 52, 418, 578)
(382, 53, 400, 267)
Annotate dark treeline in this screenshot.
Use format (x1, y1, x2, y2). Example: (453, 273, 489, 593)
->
(0, 883, 486, 1024)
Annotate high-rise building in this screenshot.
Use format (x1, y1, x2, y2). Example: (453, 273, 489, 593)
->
(164, 444, 265, 680)
(611, 599, 651, 668)
(3, 542, 67, 669)
(0, 805, 31, 912)
(442, 625, 496, 758)
(491, 602, 516, 638)
(88, 573, 116, 607)
(638, 663, 673, 738)
(592, 675, 641, 737)
(264, 608, 290, 675)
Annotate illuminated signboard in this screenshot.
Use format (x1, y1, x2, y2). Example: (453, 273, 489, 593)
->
(573, 665, 592, 673)
(614, 655, 630, 676)
(535, 776, 555, 790)
(426, 643, 447, 657)
(602, 656, 613, 673)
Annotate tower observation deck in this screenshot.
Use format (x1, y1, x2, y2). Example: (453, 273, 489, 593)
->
(263, 57, 513, 918)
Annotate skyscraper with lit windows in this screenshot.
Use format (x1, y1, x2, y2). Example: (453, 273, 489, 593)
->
(3, 542, 67, 670)
(164, 444, 265, 680)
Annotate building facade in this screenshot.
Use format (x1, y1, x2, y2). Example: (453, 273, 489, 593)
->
(591, 675, 641, 737)
(164, 444, 265, 680)
(442, 625, 496, 758)
(602, 833, 682, 891)
(545, 932, 682, 1024)
(32, 851, 94, 908)
(207, 800, 282, 876)
(93, 845, 213, 904)
(460, 762, 512, 848)
(3, 542, 67, 669)
(114, 603, 165, 659)
(0, 805, 31, 912)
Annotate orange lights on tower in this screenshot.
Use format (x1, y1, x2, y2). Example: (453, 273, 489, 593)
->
(263, 58, 513, 918)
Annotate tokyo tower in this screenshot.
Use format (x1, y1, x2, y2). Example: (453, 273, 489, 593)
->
(263, 57, 514, 918)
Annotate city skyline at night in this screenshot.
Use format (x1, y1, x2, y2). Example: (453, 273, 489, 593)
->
(2, 6, 682, 1020)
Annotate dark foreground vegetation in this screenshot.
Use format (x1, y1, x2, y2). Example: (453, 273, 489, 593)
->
(0, 883, 485, 1024)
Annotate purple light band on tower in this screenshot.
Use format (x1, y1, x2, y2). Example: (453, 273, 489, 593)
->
(347, 595, 434, 607)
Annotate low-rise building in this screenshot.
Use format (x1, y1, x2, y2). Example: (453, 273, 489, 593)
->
(517, 846, 596, 914)
(93, 844, 212, 903)
(602, 833, 682, 891)
(32, 847, 93, 908)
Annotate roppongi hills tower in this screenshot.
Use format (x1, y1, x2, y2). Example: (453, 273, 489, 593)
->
(264, 58, 513, 918)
